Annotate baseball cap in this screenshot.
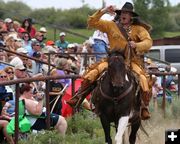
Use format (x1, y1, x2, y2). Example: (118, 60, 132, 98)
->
(46, 40, 54, 46)
(15, 63, 26, 70)
(9, 57, 25, 70)
(16, 47, 28, 54)
(59, 32, 66, 37)
(18, 27, 26, 33)
(4, 18, 12, 23)
(67, 43, 75, 48)
(39, 27, 47, 33)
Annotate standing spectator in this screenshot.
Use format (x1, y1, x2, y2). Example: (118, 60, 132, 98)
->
(55, 32, 69, 53)
(49, 69, 64, 115)
(56, 58, 71, 86)
(21, 18, 36, 38)
(39, 27, 47, 38)
(91, 30, 109, 61)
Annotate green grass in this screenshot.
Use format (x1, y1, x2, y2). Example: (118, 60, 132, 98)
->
(35, 24, 94, 44)
(18, 96, 180, 144)
(164, 31, 180, 38)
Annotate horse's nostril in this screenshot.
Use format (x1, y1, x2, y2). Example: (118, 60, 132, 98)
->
(120, 85, 124, 89)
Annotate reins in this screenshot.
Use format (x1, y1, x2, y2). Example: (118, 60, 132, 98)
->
(99, 80, 133, 103)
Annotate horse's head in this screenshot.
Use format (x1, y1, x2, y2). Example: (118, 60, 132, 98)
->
(107, 49, 127, 88)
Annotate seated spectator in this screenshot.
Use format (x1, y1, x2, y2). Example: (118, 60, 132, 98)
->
(34, 32, 45, 48)
(0, 49, 8, 70)
(22, 32, 32, 55)
(19, 83, 67, 135)
(4, 66, 14, 80)
(0, 19, 7, 32)
(14, 63, 29, 79)
(17, 27, 26, 39)
(0, 32, 6, 48)
(0, 119, 14, 144)
(0, 70, 14, 120)
(4, 18, 14, 32)
(13, 20, 21, 33)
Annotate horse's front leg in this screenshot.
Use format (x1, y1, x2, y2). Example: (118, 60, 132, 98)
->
(115, 116, 129, 144)
(129, 117, 141, 144)
(100, 115, 112, 144)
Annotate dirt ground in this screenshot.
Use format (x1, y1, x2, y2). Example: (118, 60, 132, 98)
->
(136, 112, 180, 144)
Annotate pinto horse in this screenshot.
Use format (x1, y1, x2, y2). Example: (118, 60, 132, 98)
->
(92, 50, 141, 144)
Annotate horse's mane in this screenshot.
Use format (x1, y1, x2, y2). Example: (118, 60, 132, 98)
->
(108, 49, 125, 58)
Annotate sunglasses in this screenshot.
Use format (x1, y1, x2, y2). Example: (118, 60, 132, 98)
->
(35, 45, 40, 46)
(7, 71, 14, 74)
(0, 75, 7, 78)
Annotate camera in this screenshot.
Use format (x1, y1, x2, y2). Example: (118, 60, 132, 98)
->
(0, 92, 13, 102)
(33, 52, 41, 58)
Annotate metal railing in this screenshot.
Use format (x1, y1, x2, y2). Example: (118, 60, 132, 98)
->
(1, 46, 180, 143)
(0, 75, 80, 144)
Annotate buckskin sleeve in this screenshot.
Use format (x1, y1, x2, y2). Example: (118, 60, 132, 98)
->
(87, 10, 111, 33)
(135, 26, 152, 53)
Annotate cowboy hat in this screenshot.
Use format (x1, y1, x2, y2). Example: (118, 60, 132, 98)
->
(115, 2, 139, 17)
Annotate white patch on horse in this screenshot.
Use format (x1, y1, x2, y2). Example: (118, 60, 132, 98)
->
(115, 116, 129, 144)
(125, 74, 129, 82)
(129, 110, 134, 119)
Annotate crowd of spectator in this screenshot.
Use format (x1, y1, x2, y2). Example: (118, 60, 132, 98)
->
(0, 16, 103, 143)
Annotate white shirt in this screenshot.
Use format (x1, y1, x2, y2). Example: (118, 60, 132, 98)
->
(92, 30, 109, 45)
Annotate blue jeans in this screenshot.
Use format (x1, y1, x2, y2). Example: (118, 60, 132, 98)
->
(92, 39, 107, 62)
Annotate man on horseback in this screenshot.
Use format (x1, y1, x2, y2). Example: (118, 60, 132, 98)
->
(67, 2, 152, 120)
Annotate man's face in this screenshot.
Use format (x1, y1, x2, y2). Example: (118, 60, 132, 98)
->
(60, 35, 65, 41)
(15, 69, 28, 78)
(120, 11, 132, 25)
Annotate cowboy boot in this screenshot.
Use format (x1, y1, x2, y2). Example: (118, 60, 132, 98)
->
(141, 107, 150, 120)
(66, 79, 96, 108)
(141, 91, 151, 120)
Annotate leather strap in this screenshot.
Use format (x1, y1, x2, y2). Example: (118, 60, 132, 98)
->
(116, 21, 131, 41)
(116, 21, 135, 68)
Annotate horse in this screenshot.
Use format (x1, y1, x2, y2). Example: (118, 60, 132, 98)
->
(91, 50, 141, 144)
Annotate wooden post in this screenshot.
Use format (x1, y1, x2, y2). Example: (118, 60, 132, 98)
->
(14, 84, 19, 144)
(162, 75, 166, 117)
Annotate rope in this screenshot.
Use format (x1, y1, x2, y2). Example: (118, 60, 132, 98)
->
(50, 84, 68, 113)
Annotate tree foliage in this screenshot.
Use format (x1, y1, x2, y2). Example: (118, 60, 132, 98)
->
(0, 0, 179, 39)
(133, 0, 171, 38)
